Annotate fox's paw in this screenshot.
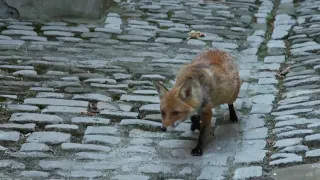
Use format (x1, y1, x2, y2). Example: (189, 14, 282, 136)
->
(230, 115, 238, 123)
(191, 146, 203, 156)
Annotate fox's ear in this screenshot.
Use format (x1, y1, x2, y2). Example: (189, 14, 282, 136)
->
(179, 82, 193, 100)
(152, 81, 168, 99)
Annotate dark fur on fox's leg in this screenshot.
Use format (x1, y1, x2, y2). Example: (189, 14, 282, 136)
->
(191, 109, 212, 156)
(190, 115, 201, 132)
(228, 104, 238, 122)
(191, 123, 205, 156)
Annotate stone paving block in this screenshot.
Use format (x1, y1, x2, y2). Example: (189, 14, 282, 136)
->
(6, 104, 40, 112)
(233, 166, 262, 180)
(9, 150, 52, 159)
(203, 153, 232, 166)
(159, 140, 197, 149)
(120, 119, 161, 127)
(241, 140, 267, 151)
(304, 133, 320, 144)
(180, 167, 192, 175)
(274, 115, 299, 121)
(45, 124, 79, 133)
(0, 123, 36, 132)
(271, 108, 313, 116)
(71, 117, 110, 125)
(61, 143, 111, 152)
(0, 39, 25, 49)
(130, 138, 153, 145)
(1, 29, 37, 36)
(72, 93, 112, 102)
(171, 149, 193, 158)
(84, 126, 118, 135)
(0, 160, 25, 169)
(243, 114, 265, 130)
(279, 145, 309, 153)
(197, 166, 228, 180)
(270, 163, 320, 180)
(274, 138, 303, 148)
(250, 104, 273, 114)
(279, 96, 310, 105)
(308, 122, 320, 129)
(0, 145, 8, 152)
(21, 36, 47, 41)
(26, 132, 71, 145)
(120, 94, 160, 104)
(275, 118, 315, 127)
(20, 171, 50, 178)
(36, 92, 65, 99)
(43, 30, 74, 37)
(0, 130, 20, 142)
(129, 129, 169, 138)
(83, 135, 122, 145)
(20, 142, 50, 152)
(134, 90, 158, 95)
(100, 111, 139, 119)
(269, 155, 303, 166)
(270, 153, 299, 160)
(234, 149, 267, 164)
(97, 102, 119, 111)
(24, 98, 88, 107)
(75, 152, 110, 160)
(39, 160, 80, 171)
(277, 129, 314, 138)
(243, 127, 268, 140)
(90, 83, 129, 89)
(68, 170, 103, 178)
(42, 106, 87, 114)
(120, 145, 156, 154)
(250, 94, 276, 105)
(111, 175, 150, 180)
(138, 164, 171, 173)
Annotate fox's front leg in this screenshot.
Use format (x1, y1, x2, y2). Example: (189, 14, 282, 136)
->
(190, 115, 200, 132)
(191, 107, 212, 156)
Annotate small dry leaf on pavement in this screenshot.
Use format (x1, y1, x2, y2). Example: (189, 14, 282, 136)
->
(187, 30, 206, 40)
(266, 139, 275, 146)
(81, 102, 99, 116)
(265, 151, 272, 157)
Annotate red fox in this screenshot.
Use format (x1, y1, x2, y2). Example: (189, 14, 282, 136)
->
(153, 49, 241, 156)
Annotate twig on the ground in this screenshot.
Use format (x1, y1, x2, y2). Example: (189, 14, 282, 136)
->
(275, 66, 291, 78)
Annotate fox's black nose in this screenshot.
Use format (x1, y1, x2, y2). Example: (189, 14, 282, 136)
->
(161, 127, 167, 132)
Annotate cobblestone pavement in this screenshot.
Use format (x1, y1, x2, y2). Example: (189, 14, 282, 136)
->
(0, 0, 320, 179)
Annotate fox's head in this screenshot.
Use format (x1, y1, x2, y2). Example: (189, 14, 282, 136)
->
(153, 81, 199, 132)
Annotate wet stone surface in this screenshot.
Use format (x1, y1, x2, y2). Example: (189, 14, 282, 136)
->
(0, 0, 319, 179)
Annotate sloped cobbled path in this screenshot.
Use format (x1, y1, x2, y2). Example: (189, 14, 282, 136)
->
(0, 0, 319, 179)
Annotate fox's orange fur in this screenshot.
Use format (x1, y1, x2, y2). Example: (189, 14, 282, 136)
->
(153, 49, 241, 156)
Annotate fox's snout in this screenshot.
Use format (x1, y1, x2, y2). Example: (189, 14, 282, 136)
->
(161, 118, 182, 132)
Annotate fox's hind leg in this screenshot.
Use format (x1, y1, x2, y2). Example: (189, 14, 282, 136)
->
(228, 104, 238, 122)
(190, 115, 200, 132)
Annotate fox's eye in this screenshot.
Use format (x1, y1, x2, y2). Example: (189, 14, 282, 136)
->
(172, 111, 179, 116)
(161, 111, 166, 116)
